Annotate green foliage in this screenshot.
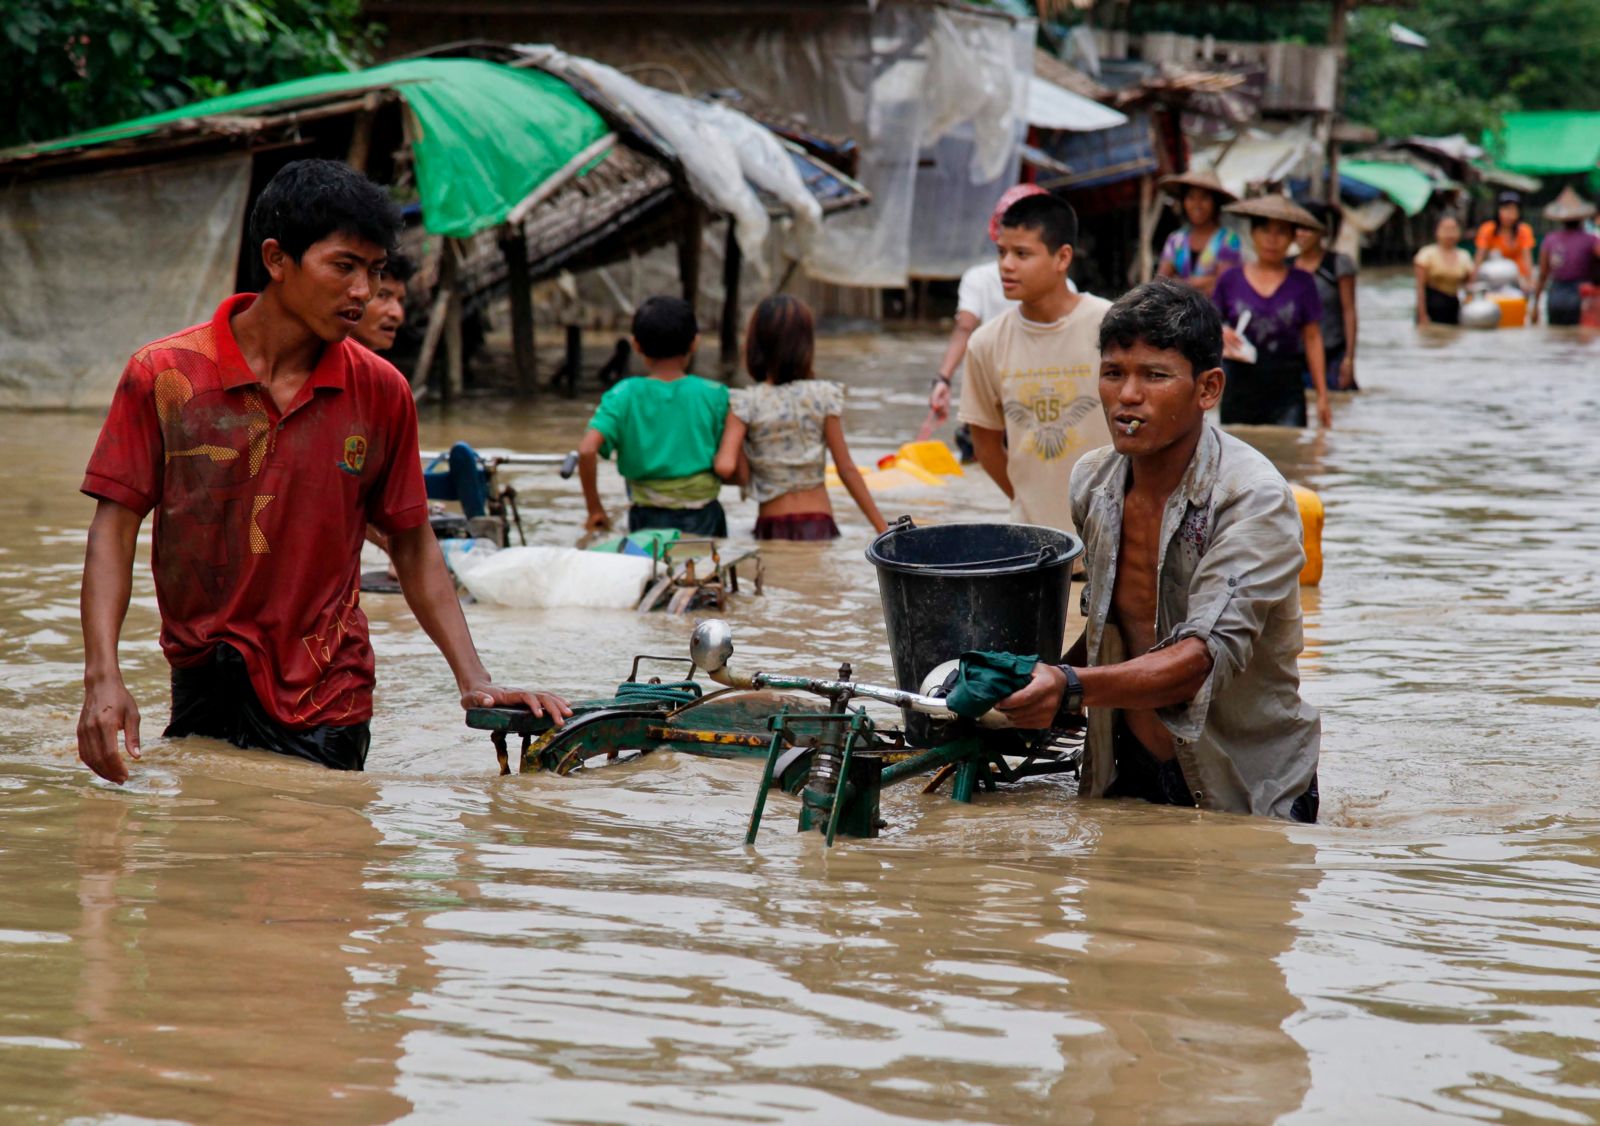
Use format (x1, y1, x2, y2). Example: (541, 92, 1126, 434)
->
(0, 0, 377, 148)
(1025, 0, 1600, 139)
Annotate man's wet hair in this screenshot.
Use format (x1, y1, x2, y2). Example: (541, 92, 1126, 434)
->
(1098, 278, 1223, 376)
(247, 159, 401, 279)
(1000, 193, 1078, 252)
(631, 296, 698, 359)
(381, 252, 416, 285)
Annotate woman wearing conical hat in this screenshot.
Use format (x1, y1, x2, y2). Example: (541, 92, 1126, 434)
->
(1155, 168, 1243, 298)
(1211, 194, 1331, 429)
(1532, 186, 1600, 326)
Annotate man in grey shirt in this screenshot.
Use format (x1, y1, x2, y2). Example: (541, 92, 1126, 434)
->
(996, 279, 1320, 821)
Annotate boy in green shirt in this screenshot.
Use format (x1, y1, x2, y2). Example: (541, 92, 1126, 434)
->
(579, 296, 730, 537)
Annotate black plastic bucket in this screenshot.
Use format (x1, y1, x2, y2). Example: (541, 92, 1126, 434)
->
(866, 518, 1082, 741)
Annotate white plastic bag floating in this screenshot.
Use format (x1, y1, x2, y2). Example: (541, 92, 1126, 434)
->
(440, 537, 500, 578)
(457, 546, 654, 610)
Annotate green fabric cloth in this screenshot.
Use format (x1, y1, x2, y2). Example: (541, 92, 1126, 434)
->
(944, 651, 1039, 719)
(631, 471, 722, 509)
(1485, 112, 1600, 176)
(1339, 160, 1437, 218)
(3, 59, 610, 239)
(587, 528, 680, 556)
(588, 374, 730, 484)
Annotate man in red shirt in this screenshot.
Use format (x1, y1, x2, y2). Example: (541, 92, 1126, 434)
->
(77, 160, 569, 783)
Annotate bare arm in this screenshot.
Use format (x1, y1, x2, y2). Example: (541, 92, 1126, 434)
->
(968, 424, 1013, 500)
(577, 428, 609, 532)
(993, 638, 1213, 729)
(1414, 264, 1431, 324)
(1532, 244, 1551, 324)
(929, 311, 979, 417)
(388, 523, 570, 721)
(1338, 273, 1358, 386)
(1185, 272, 1221, 297)
(77, 499, 145, 783)
(713, 410, 748, 485)
(1304, 321, 1330, 427)
(823, 414, 888, 534)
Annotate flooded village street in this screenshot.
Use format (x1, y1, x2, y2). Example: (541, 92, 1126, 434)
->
(2, 273, 1600, 1123)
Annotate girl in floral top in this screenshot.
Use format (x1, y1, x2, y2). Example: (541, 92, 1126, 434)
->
(1155, 168, 1244, 298)
(714, 296, 888, 541)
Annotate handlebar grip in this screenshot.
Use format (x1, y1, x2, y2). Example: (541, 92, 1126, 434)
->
(560, 450, 579, 479)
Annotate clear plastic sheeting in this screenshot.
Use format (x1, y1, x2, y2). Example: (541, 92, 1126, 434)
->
(907, 17, 1034, 280)
(501, 5, 1030, 287)
(515, 47, 820, 272)
(0, 154, 249, 409)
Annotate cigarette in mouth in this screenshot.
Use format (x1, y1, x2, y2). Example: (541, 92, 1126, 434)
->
(1121, 420, 1142, 435)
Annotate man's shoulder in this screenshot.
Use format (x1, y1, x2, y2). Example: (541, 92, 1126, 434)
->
(346, 342, 412, 392)
(1070, 442, 1121, 494)
(1213, 429, 1293, 499)
(130, 320, 220, 375)
(1072, 292, 1113, 327)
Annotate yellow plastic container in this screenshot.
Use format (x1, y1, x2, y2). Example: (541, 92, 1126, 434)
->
(1491, 292, 1527, 328)
(1292, 485, 1324, 586)
(896, 439, 964, 477)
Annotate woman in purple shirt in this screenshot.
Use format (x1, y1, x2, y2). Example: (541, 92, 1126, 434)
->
(1532, 187, 1600, 326)
(1212, 194, 1331, 429)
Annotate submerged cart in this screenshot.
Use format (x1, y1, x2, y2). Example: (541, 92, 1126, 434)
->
(466, 519, 1083, 845)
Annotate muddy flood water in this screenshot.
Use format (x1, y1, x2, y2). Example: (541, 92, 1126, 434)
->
(3, 273, 1600, 1124)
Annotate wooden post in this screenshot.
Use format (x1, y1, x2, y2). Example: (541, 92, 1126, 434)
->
(503, 225, 537, 397)
(564, 324, 582, 398)
(1136, 173, 1157, 284)
(718, 220, 742, 379)
(411, 242, 455, 399)
(442, 240, 463, 401)
(1325, 0, 1350, 202)
(677, 199, 703, 305)
(345, 93, 379, 173)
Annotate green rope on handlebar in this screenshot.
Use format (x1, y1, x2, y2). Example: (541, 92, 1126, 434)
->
(613, 680, 702, 708)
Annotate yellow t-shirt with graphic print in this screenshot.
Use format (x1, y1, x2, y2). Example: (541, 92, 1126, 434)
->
(958, 296, 1112, 535)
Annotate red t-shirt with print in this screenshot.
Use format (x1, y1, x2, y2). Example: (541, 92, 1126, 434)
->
(82, 293, 428, 729)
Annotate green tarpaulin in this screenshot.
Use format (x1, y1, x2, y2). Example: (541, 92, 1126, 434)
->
(2, 59, 611, 239)
(1484, 112, 1600, 176)
(1339, 160, 1436, 217)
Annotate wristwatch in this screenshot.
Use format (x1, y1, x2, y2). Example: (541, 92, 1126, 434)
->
(1055, 664, 1084, 717)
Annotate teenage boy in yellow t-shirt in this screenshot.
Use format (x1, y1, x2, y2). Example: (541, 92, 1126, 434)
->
(958, 193, 1111, 535)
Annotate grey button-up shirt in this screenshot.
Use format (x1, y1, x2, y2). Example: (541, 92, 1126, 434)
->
(1069, 424, 1320, 819)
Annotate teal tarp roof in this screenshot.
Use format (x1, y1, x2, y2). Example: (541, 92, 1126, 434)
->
(1339, 160, 1437, 217)
(1484, 112, 1600, 176)
(0, 59, 612, 239)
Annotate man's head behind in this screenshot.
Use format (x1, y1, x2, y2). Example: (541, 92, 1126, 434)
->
(351, 252, 414, 353)
(631, 296, 699, 362)
(248, 159, 402, 343)
(1097, 279, 1224, 452)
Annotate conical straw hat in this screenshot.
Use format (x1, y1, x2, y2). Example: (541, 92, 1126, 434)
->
(1543, 185, 1596, 222)
(1223, 192, 1325, 232)
(1159, 167, 1238, 204)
